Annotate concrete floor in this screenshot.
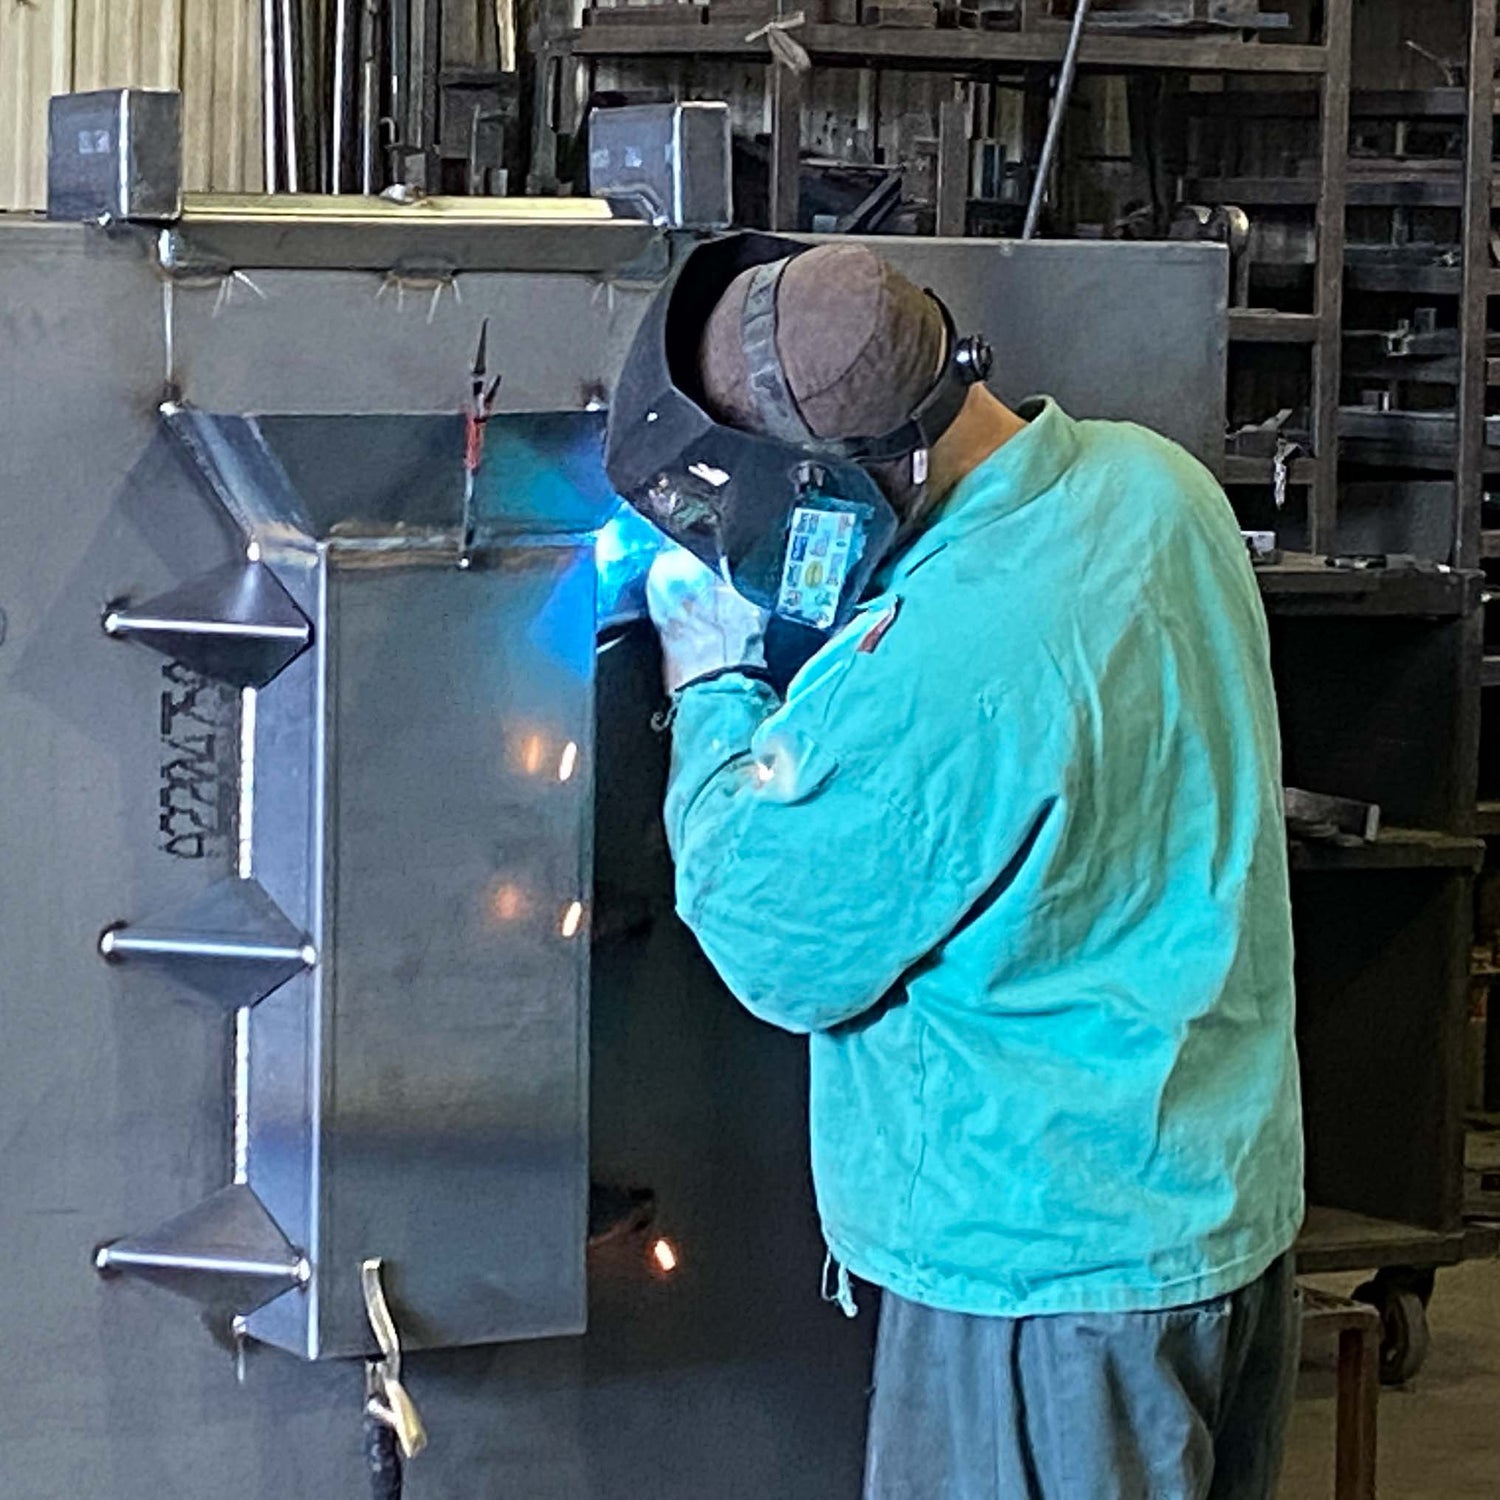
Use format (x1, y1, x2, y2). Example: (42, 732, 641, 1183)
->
(1280, 1259, 1500, 1499)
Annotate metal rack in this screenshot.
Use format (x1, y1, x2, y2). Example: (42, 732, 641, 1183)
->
(1458, 0, 1500, 1123)
(544, 3, 1353, 553)
(1348, 9, 1500, 1140)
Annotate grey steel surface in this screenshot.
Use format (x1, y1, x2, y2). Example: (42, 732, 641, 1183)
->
(159, 226, 1225, 464)
(863, 236, 1228, 468)
(161, 268, 649, 415)
(587, 103, 734, 228)
(47, 89, 184, 222)
(158, 209, 665, 276)
(294, 542, 594, 1356)
(0, 216, 1227, 1496)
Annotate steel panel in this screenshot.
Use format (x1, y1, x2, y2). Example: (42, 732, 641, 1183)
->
(164, 268, 653, 415)
(862, 236, 1229, 471)
(159, 234, 1226, 469)
(84, 398, 600, 1359)
(0, 219, 1228, 1498)
(0, 221, 359, 1499)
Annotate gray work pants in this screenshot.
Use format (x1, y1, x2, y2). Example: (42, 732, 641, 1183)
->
(863, 1254, 1299, 1500)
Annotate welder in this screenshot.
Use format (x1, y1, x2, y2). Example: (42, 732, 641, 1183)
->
(606, 235, 1303, 1500)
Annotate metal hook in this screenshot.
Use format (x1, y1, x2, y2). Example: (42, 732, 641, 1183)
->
(361, 1258, 428, 1460)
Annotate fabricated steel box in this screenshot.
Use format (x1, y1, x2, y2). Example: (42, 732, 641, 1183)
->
(588, 103, 733, 228)
(47, 89, 183, 223)
(92, 410, 602, 1359)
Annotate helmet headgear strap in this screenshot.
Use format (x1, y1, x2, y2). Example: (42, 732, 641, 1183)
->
(737, 254, 992, 499)
(740, 258, 819, 446)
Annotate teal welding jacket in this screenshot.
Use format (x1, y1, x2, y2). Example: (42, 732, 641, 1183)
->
(663, 398, 1304, 1317)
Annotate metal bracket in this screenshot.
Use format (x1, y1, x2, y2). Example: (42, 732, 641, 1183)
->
(102, 560, 312, 689)
(94, 1183, 309, 1314)
(99, 876, 315, 1010)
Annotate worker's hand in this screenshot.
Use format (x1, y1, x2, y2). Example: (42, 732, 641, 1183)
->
(646, 545, 769, 694)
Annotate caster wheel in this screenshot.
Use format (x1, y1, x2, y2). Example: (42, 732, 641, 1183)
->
(1389, 1266, 1437, 1308)
(1353, 1278, 1432, 1385)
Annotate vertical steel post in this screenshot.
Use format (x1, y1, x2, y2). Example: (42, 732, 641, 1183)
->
(1457, 0, 1497, 569)
(936, 93, 969, 238)
(769, 62, 802, 232)
(262, 0, 281, 191)
(1307, 0, 1352, 556)
(278, 0, 301, 191)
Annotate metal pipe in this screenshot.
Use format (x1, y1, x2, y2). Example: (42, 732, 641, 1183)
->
(262, 0, 280, 191)
(332, 0, 354, 192)
(359, 0, 380, 193)
(96, 1246, 310, 1281)
(296, 0, 324, 192)
(99, 931, 314, 963)
(278, 0, 301, 192)
(496, 0, 517, 75)
(407, 0, 427, 150)
(1022, 0, 1090, 240)
(388, 0, 408, 154)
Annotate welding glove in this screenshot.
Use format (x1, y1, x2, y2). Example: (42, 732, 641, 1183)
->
(646, 544, 769, 694)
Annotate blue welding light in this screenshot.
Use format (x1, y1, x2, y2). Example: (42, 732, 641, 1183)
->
(595, 502, 668, 626)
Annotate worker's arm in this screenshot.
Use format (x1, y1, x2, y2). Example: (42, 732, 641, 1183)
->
(648, 544, 1065, 1034)
(663, 666, 1005, 1035)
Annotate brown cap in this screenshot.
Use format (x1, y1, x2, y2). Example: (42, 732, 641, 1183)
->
(698, 243, 947, 442)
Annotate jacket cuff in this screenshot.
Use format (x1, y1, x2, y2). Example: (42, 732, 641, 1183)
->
(675, 664, 776, 694)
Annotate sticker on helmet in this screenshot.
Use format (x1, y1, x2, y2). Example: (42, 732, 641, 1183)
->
(777, 507, 856, 629)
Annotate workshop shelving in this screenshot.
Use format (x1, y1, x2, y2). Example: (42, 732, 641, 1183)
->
(1256, 557, 1481, 617)
(1452, 0, 1500, 1126)
(1316, 25, 1497, 1342)
(1187, 169, 1500, 208)
(1296, 1206, 1469, 1274)
(547, 1, 1355, 559)
(1345, 261, 1463, 295)
(565, 23, 1331, 73)
(1288, 828, 1485, 873)
(1229, 308, 1321, 343)
(1223, 454, 1316, 486)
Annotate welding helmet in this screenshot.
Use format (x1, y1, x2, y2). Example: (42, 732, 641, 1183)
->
(605, 232, 992, 632)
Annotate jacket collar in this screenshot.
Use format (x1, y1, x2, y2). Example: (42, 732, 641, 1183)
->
(881, 397, 1078, 586)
